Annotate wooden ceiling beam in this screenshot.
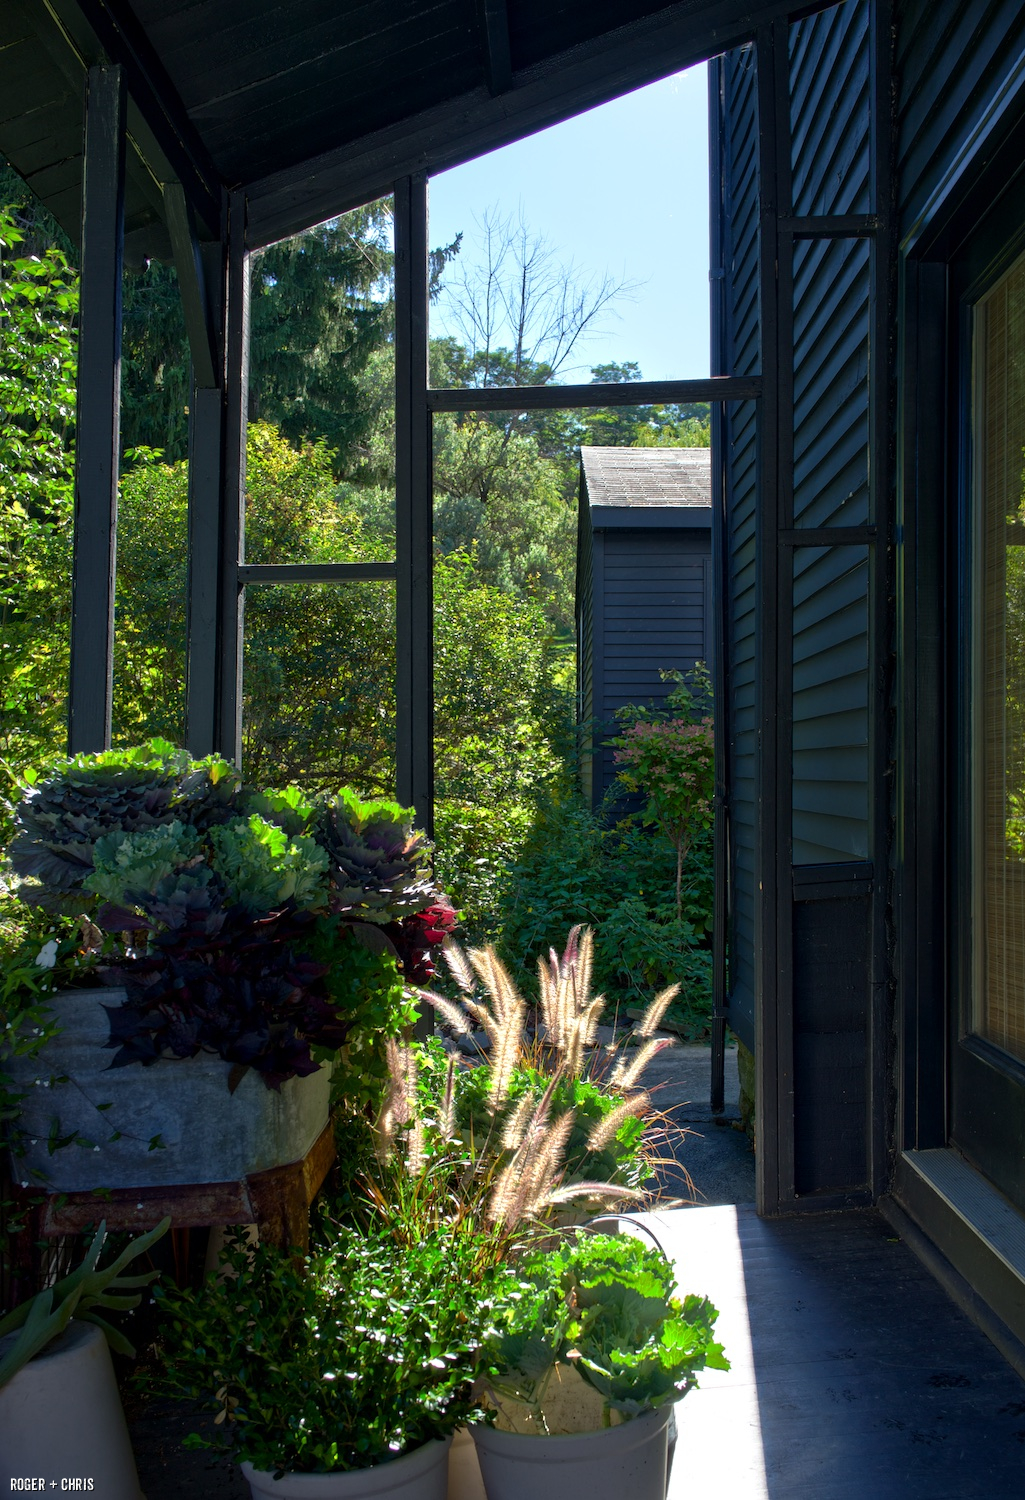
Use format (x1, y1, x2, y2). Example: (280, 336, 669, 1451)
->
(476, 0, 513, 97)
(43, 0, 222, 235)
(243, 0, 795, 248)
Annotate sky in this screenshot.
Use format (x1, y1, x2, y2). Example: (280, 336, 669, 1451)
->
(427, 63, 711, 383)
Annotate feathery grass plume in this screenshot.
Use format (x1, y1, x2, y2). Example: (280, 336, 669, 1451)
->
(464, 945, 526, 1110)
(636, 982, 681, 1038)
(610, 1036, 669, 1092)
(440, 1055, 458, 1142)
(420, 989, 473, 1036)
(405, 1115, 426, 1177)
(500, 1092, 535, 1151)
(487, 1074, 558, 1224)
(540, 1180, 644, 1209)
(490, 1099, 575, 1227)
(563, 994, 606, 1079)
(443, 939, 475, 994)
(377, 1038, 419, 1157)
(586, 1092, 651, 1154)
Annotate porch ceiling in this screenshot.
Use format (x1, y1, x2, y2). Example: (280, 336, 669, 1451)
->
(1, 0, 790, 256)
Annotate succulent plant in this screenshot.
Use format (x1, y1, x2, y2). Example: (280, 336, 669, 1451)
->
(0, 1215, 170, 1387)
(316, 788, 436, 923)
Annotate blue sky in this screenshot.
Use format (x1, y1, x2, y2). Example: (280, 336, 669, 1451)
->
(427, 63, 711, 383)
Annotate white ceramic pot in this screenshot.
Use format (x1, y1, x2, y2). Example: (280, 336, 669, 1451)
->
(241, 1437, 452, 1499)
(9, 987, 331, 1190)
(470, 1406, 670, 1500)
(0, 1320, 143, 1498)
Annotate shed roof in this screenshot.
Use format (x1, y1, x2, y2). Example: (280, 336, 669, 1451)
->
(0, 0, 789, 258)
(580, 446, 711, 511)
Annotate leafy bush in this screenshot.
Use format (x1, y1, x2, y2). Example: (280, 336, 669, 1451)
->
(148, 1227, 499, 1474)
(612, 664, 714, 923)
(494, 793, 713, 1035)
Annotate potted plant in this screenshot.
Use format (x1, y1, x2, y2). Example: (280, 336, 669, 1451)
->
(4, 742, 454, 1191)
(470, 1228, 727, 1500)
(0, 1215, 169, 1496)
(145, 1223, 499, 1498)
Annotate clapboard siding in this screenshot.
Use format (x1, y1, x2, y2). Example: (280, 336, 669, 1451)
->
(793, 238, 871, 529)
(577, 494, 712, 809)
(576, 502, 595, 806)
(789, 0, 871, 217)
(788, 1, 872, 873)
(715, 40, 760, 1053)
(897, 0, 1025, 239)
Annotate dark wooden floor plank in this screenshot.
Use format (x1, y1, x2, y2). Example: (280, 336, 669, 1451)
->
(633, 1205, 1025, 1499)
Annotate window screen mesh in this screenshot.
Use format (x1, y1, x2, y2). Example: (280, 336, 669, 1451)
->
(975, 249, 1025, 1062)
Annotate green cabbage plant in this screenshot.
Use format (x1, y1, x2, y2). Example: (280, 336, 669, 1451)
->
(483, 1230, 728, 1431)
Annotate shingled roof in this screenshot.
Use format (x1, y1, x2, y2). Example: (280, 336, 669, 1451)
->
(580, 446, 711, 510)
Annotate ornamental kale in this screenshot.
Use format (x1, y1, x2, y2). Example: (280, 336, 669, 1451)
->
(317, 788, 435, 923)
(484, 1231, 728, 1430)
(5, 746, 458, 1089)
(208, 814, 329, 914)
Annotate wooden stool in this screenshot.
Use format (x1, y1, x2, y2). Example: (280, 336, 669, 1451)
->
(30, 1121, 336, 1253)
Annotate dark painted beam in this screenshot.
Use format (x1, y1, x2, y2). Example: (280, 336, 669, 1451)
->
(216, 191, 249, 767)
(243, 0, 837, 248)
(428, 377, 761, 412)
(164, 182, 217, 389)
(708, 53, 728, 1119)
(393, 174, 433, 830)
(476, 0, 513, 97)
(68, 62, 125, 755)
(752, 21, 788, 1215)
(239, 563, 398, 584)
(46, 0, 221, 234)
(185, 383, 223, 757)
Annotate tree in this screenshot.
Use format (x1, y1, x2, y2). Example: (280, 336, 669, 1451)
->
(437, 208, 633, 388)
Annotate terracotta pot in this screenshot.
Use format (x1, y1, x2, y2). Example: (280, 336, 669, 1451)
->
(9, 987, 331, 1190)
(241, 1436, 452, 1498)
(470, 1406, 670, 1500)
(0, 1320, 143, 1498)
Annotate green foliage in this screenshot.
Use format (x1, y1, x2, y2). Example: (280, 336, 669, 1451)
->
(148, 1227, 498, 1474)
(485, 1231, 727, 1429)
(309, 919, 416, 1115)
(613, 664, 715, 922)
(494, 792, 713, 1035)
(0, 203, 77, 808)
(0, 1215, 168, 1386)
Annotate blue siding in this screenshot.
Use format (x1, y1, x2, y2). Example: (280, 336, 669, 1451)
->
(897, 0, 1025, 239)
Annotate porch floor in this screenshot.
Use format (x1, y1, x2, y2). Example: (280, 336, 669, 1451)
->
(655, 1204, 1025, 1499)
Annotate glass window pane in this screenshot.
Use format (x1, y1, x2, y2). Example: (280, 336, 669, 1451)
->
(245, 200, 395, 564)
(241, 581, 396, 797)
(972, 249, 1025, 1062)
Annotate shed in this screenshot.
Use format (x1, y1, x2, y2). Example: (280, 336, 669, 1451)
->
(575, 446, 712, 808)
